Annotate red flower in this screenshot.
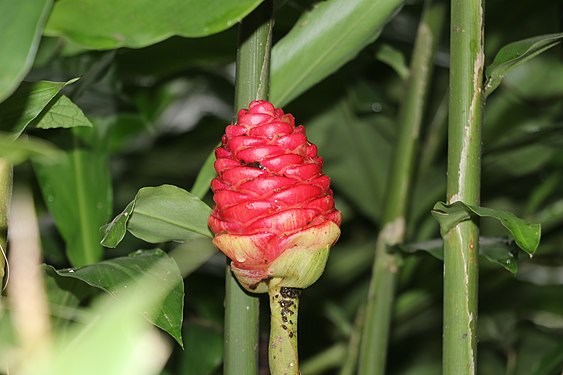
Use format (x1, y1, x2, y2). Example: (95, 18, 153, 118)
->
(209, 100, 341, 292)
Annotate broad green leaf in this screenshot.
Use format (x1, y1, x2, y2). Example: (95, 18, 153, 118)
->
(0, 0, 53, 103)
(34, 126, 112, 267)
(0, 133, 62, 165)
(44, 249, 184, 346)
(44, 0, 264, 50)
(102, 185, 213, 248)
(431, 201, 541, 256)
(484, 33, 563, 97)
(34, 95, 93, 130)
(22, 252, 178, 375)
(375, 44, 409, 80)
(397, 237, 520, 274)
(270, 0, 404, 106)
(0, 79, 78, 137)
(190, 147, 217, 200)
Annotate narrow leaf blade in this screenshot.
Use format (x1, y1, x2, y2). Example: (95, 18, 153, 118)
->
(484, 33, 563, 97)
(34, 127, 112, 267)
(431, 201, 541, 256)
(270, 0, 404, 106)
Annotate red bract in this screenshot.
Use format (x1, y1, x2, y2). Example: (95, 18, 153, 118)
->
(209, 100, 341, 293)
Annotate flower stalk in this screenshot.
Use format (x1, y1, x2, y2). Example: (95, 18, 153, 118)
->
(358, 1, 446, 374)
(443, 0, 484, 373)
(268, 281, 300, 375)
(224, 2, 274, 374)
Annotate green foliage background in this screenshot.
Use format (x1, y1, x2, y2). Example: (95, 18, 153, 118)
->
(1, 0, 563, 374)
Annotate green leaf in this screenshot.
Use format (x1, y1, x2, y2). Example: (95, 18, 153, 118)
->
(44, 0, 264, 50)
(34, 127, 112, 267)
(24, 252, 181, 375)
(484, 33, 563, 97)
(43, 265, 95, 330)
(431, 201, 541, 256)
(0, 0, 53, 103)
(0, 79, 78, 137)
(306, 96, 392, 223)
(102, 185, 213, 248)
(375, 44, 409, 80)
(270, 0, 404, 106)
(0, 133, 62, 165)
(100, 201, 135, 248)
(34, 95, 93, 130)
(397, 237, 520, 274)
(44, 249, 184, 346)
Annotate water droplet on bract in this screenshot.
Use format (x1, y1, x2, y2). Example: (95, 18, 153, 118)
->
(236, 256, 246, 263)
(47, 195, 54, 203)
(68, 269, 74, 273)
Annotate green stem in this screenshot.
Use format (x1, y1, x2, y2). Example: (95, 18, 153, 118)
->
(443, 0, 484, 373)
(358, 2, 445, 374)
(268, 283, 300, 375)
(234, 1, 273, 109)
(224, 2, 273, 374)
(0, 158, 12, 287)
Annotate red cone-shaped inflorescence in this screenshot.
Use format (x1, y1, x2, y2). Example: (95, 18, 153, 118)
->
(209, 100, 341, 293)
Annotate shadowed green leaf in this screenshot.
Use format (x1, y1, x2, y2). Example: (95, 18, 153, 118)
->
(397, 237, 520, 274)
(34, 126, 112, 267)
(431, 201, 541, 256)
(484, 33, 563, 97)
(0, 79, 78, 137)
(103, 185, 213, 248)
(0, 0, 53, 103)
(270, 0, 404, 106)
(44, 249, 184, 346)
(44, 0, 264, 50)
